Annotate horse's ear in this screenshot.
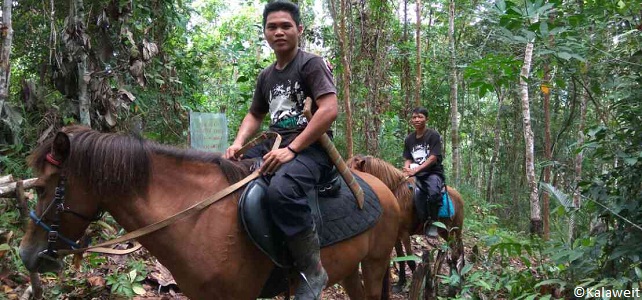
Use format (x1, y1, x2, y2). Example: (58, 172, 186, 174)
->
(356, 157, 366, 170)
(51, 131, 71, 163)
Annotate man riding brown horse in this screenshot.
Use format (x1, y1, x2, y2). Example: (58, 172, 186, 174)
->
(224, 1, 337, 299)
(402, 107, 446, 238)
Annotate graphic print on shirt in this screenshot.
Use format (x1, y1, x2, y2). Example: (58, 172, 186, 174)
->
(411, 143, 430, 165)
(268, 80, 307, 129)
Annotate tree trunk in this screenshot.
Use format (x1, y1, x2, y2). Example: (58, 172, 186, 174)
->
(414, 0, 421, 107)
(402, 0, 411, 117)
(448, 0, 460, 184)
(542, 63, 552, 241)
(486, 89, 504, 202)
(329, 0, 354, 157)
(0, 0, 14, 109)
(358, 1, 392, 156)
(519, 41, 541, 236)
(67, 0, 91, 126)
(569, 77, 588, 243)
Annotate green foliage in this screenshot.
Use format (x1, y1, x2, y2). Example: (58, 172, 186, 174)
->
(448, 226, 569, 299)
(105, 260, 148, 297)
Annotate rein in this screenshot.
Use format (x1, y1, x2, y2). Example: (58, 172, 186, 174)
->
(35, 132, 281, 257)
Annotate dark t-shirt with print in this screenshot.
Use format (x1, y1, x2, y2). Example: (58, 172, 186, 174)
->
(250, 49, 336, 145)
(403, 128, 444, 177)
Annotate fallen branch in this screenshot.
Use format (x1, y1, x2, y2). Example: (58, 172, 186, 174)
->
(0, 174, 14, 185)
(0, 178, 37, 197)
(19, 286, 32, 300)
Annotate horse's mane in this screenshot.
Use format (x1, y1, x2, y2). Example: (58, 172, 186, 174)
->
(347, 155, 414, 210)
(29, 126, 253, 200)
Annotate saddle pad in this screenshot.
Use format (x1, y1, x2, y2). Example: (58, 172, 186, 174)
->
(239, 172, 382, 268)
(438, 191, 455, 218)
(312, 173, 382, 247)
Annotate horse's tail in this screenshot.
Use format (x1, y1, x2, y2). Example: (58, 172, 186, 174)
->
(381, 265, 391, 300)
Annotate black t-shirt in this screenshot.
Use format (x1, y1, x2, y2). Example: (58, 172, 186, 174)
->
(403, 129, 444, 177)
(250, 49, 336, 143)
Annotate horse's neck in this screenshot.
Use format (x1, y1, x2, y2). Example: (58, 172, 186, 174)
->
(101, 155, 268, 296)
(398, 176, 419, 226)
(104, 155, 231, 232)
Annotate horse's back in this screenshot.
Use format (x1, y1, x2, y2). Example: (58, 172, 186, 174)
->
(351, 170, 401, 251)
(354, 170, 400, 215)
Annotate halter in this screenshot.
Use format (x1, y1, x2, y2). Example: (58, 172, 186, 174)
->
(29, 153, 103, 259)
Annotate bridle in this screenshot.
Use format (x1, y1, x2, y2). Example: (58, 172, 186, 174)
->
(29, 153, 103, 259)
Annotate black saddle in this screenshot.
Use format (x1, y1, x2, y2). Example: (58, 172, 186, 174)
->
(238, 171, 382, 297)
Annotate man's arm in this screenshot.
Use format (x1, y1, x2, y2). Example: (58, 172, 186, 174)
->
(224, 111, 265, 159)
(415, 155, 438, 172)
(403, 155, 437, 176)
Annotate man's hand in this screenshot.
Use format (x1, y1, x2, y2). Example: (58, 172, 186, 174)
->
(224, 144, 243, 160)
(402, 167, 417, 177)
(261, 147, 296, 175)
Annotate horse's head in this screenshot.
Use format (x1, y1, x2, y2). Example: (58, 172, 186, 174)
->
(346, 154, 368, 171)
(347, 155, 407, 188)
(20, 128, 104, 273)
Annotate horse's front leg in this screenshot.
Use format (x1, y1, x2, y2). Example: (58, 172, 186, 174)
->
(445, 230, 464, 297)
(341, 267, 365, 300)
(392, 241, 406, 293)
(392, 235, 416, 293)
(449, 229, 464, 273)
(361, 258, 392, 300)
(403, 235, 417, 272)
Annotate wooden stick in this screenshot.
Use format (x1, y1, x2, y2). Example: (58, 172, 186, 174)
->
(0, 178, 37, 197)
(303, 98, 364, 209)
(15, 180, 28, 224)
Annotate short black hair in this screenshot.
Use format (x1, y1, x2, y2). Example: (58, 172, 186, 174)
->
(263, 1, 301, 28)
(412, 107, 428, 118)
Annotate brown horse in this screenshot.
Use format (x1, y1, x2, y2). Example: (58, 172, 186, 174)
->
(347, 155, 464, 291)
(19, 126, 401, 300)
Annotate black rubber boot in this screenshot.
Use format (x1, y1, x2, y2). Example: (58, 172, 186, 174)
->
(287, 228, 329, 300)
(425, 198, 442, 237)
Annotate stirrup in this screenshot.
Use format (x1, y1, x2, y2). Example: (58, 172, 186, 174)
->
(425, 224, 439, 238)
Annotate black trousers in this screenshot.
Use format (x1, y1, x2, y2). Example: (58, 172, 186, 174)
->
(245, 141, 332, 237)
(414, 173, 444, 223)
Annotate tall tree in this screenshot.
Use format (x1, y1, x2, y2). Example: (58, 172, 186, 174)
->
(357, 1, 393, 156)
(448, 0, 460, 184)
(329, 0, 354, 157)
(519, 41, 541, 235)
(0, 0, 13, 113)
(541, 62, 552, 240)
(414, 0, 421, 107)
(569, 76, 588, 242)
(65, 0, 91, 126)
(401, 0, 412, 117)
(487, 88, 505, 202)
